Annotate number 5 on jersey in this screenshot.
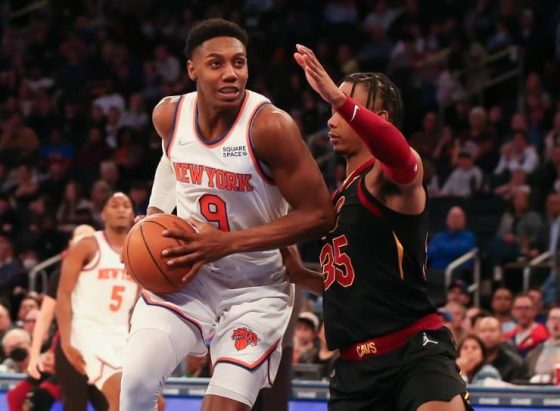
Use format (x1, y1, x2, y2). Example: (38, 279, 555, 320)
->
(321, 235, 355, 290)
(199, 194, 231, 232)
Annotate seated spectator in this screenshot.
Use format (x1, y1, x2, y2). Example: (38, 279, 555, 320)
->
(0, 235, 25, 301)
(445, 301, 468, 343)
(494, 130, 539, 180)
(0, 112, 40, 163)
(528, 288, 547, 324)
(531, 144, 560, 208)
(456, 334, 502, 386)
(447, 279, 472, 307)
(293, 311, 319, 364)
(56, 180, 92, 232)
(475, 316, 530, 383)
(438, 150, 483, 197)
(1, 328, 32, 373)
(525, 307, 560, 382)
(494, 169, 530, 200)
(487, 189, 541, 268)
(543, 112, 560, 160)
(16, 294, 40, 328)
(428, 206, 477, 270)
(0, 194, 21, 237)
(491, 287, 516, 333)
(505, 293, 550, 357)
(313, 323, 338, 380)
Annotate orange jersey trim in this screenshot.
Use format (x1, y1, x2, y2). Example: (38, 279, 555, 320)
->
(215, 338, 280, 371)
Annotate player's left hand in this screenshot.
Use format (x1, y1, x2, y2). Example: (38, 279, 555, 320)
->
(161, 218, 231, 279)
(293, 44, 346, 108)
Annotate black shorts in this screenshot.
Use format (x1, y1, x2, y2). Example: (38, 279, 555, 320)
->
(329, 327, 474, 411)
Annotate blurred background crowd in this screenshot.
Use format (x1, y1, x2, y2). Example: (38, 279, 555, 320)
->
(1, 0, 560, 395)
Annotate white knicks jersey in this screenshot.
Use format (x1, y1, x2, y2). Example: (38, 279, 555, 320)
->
(166, 90, 289, 282)
(71, 231, 138, 333)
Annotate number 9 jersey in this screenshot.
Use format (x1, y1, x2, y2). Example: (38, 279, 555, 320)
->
(165, 90, 289, 285)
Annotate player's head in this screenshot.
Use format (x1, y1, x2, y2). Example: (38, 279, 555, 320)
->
(100, 192, 134, 232)
(328, 72, 403, 156)
(185, 19, 249, 109)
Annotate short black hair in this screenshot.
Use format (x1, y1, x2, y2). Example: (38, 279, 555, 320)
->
(184, 18, 248, 59)
(341, 72, 404, 130)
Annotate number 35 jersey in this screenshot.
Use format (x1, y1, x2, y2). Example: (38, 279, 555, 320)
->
(166, 90, 289, 283)
(71, 231, 138, 335)
(322, 161, 435, 351)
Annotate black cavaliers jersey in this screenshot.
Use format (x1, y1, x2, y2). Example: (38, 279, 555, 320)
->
(322, 160, 436, 350)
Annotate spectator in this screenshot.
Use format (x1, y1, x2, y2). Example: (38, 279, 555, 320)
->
(0, 235, 25, 299)
(445, 301, 468, 343)
(491, 287, 516, 333)
(0, 112, 40, 163)
(1, 328, 32, 373)
(456, 334, 502, 386)
(0, 194, 21, 237)
(312, 323, 338, 380)
(543, 112, 560, 160)
(121, 93, 149, 131)
(494, 130, 539, 178)
(494, 169, 531, 201)
(16, 295, 40, 328)
(487, 189, 541, 268)
(409, 111, 439, 159)
(525, 307, 560, 382)
(528, 288, 547, 324)
(438, 150, 483, 197)
(22, 308, 38, 336)
(505, 293, 550, 357)
(154, 45, 181, 83)
(428, 206, 477, 270)
(456, 106, 498, 173)
(56, 180, 92, 232)
(293, 311, 319, 364)
(447, 279, 472, 307)
(475, 316, 530, 383)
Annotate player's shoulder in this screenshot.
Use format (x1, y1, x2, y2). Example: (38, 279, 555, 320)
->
(251, 102, 298, 139)
(152, 93, 192, 140)
(68, 232, 98, 256)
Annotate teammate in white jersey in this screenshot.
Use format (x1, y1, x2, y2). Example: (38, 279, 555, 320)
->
(57, 192, 138, 411)
(120, 19, 334, 411)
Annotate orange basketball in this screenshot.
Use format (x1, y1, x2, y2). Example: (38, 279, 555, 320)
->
(122, 214, 195, 294)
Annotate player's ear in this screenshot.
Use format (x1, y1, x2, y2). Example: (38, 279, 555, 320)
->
(187, 60, 197, 81)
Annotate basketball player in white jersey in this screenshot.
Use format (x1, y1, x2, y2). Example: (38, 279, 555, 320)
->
(57, 192, 138, 411)
(120, 19, 334, 411)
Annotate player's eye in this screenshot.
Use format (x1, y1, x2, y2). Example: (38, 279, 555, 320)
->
(234, 59, 245, 67)
(210, 61, 221, 68)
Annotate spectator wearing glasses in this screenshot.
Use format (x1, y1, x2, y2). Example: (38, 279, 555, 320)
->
(505, 293, 549, 357)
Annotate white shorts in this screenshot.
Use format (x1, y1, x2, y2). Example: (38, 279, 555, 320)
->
(72, 326, 127, 390)
(132, 267, 294, 406)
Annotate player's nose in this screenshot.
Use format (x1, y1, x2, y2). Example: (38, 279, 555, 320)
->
(222, 64, 238, 81)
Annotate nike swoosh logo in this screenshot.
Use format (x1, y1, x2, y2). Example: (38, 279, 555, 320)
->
(350, 105, 359, 122)
(178, 140, 193, 146)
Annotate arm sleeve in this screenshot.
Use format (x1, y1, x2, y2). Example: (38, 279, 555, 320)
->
(148, 155, 177, 214)
(336, 96, 418, 184)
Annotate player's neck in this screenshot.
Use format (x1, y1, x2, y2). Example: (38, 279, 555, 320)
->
(104, 229, 127, 252)
(196, 95, 244, 143)
(345, 152, 374, 177)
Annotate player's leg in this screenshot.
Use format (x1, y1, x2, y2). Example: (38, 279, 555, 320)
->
(396, 328, 473, 411)
(417, 395, 468, 411)
(120, 297, 208, 411)
(101, 372, 121, 411)
(204, 295, 292, 410)
(54, 340, 93, 410)
(87, 383, 109, 411)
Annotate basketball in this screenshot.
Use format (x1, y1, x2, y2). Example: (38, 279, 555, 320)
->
(122, 214, 195, 294)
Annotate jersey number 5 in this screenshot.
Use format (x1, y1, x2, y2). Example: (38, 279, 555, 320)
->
(320, 235, 355, 290)
(199, 194, 231, 232)
(109, 285, 125, 312)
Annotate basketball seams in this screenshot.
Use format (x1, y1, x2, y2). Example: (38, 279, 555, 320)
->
(124, 226, 148, 290)
(139, 222, 181, 289)
(144, 219, 186, 246)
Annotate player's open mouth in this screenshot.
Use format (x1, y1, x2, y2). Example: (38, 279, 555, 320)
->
(328, 132, 341, 143)
(218, 87, 240, 99)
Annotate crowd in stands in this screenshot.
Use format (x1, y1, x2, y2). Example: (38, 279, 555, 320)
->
(1, 0, 560, 400)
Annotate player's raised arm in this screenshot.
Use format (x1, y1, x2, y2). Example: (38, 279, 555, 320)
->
(294, 44, 422, 189)
(55, 237, 96, 375)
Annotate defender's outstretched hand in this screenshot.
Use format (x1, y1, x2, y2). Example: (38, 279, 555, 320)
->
(293, 44, 346, 108)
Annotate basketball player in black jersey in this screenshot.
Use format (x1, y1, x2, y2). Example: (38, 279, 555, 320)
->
(284, 44, 472, 411)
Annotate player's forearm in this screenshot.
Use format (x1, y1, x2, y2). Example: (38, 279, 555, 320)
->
(336, 96, 417, 184)
(55, 294, 73, 348)
(228, 208, 333, 254)
(30, 299, 55, 356)
(295, 268, 324, 296)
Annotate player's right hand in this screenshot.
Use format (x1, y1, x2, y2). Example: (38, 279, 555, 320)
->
(62, 344, 86, 375)
(27, 353, 44, 379)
